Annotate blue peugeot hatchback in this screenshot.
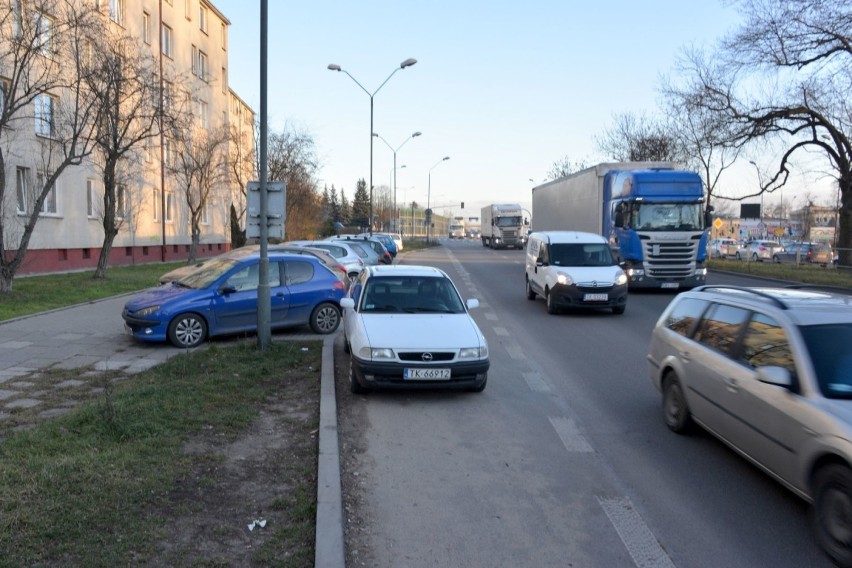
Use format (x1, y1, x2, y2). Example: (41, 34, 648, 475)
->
(123, 252, 346, 348)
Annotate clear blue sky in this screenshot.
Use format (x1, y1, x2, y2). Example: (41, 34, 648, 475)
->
(212, 1, 828, 217)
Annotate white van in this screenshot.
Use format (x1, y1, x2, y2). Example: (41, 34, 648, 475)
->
(525, 231, 628, 315)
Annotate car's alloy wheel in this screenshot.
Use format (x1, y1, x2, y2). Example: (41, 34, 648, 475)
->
(310, 302, 341, 334)
(168, 313, 207, 348)
(662, 371, 692, 433)
(814, 465, 852, 567)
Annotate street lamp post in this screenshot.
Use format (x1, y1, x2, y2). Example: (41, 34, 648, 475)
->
(749, 160, 764, 238)
(427, 156, 450, 243)
(327, 58, 417, 235)
(374, 131, 421, 233)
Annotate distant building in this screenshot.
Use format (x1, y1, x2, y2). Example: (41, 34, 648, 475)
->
(710, 205, 837, 243)
(2, 0, 255, 275)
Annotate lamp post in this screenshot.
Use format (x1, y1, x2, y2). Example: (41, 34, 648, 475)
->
(327, 58, 417, 235)
(374, 131, 421, 233)
(427, 156, 450, 243)
(749, 160, 764, 237)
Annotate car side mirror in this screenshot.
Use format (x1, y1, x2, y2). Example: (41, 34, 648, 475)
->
(466, 298, 479, 310)
(219, 284, 237, 295)
(340, 297, 355, 309)
(614, 211, 624, 228)
(756, 366, 793, 389)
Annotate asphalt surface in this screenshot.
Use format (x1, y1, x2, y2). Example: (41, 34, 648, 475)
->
(0, 293, 345, 568)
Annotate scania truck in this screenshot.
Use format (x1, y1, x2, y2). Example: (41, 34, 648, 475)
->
(531, 162, 712, 289)
(481, 203, 527, 249)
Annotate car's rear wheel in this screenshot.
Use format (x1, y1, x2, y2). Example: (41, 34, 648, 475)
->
(525, 278, 536, 300)
(546, 288, 559, 314)
(662, 371, 693, 433)
(310, 302, 341, 334)
(349, 356, 367, 394)
(773, 255, 781, 263)
(167, 313, 207, 349)
(814, 464, 852, 567)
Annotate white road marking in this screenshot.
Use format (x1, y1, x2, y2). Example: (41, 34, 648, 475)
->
(493, 327, 509, 336)
(484, 312, 498, 321)
(598, 497, 676, 568)
(522, 371, 551, 393)
(504, 343, 526, 361)
(548, 416, 594, 453)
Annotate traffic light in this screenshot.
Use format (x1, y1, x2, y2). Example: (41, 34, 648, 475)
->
(461, 202, 464, 209)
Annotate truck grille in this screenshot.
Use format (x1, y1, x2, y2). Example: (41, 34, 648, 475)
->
(500, 229, 519, 244)
(641, 239, 698, 280)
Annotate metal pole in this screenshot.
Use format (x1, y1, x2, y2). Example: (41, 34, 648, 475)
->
(158, 0, 166, 262)
(256, 0, 271, 349)
(369, 95, 373, 235)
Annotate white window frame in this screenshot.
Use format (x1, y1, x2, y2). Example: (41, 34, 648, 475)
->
(165, 191, 175, 223)
(13, 0, 22, 40)
(86, 179, 98, 218)
(153, 188, 160, 222)
(0, 78, 7, 116)
(34, 94, 55, 138)
(33, 10, 54, 57)
(109, 0, 124, 25)
(161, 24, 173, 58)
(162, 80, 173, 114)
(116, 183, 126, 219)
(37, 171, 58, 215)
(163, 137, 172, 166)
(185, 0, 192, 19)
(220, 22, 226, 50)
(221, 66, 226, 93)
(142, 11, 151, 44)
(199, 4, 208, 33)
(16, 166, 29, 215)
(201, 199, 209, 225)
(198, 99, 208, 129)
(197, 50, 208, 81)
(191, 44, 198, 75)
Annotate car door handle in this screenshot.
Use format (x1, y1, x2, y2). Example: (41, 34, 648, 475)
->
(724, 377, 739, 391)
(275, 292, 285, 297)
(679, 350, 690, 361)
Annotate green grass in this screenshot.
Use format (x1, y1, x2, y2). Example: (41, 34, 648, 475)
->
(0, 341, 321, 567)
(708, 258, 852, 288)
(0, 262, 186, 321)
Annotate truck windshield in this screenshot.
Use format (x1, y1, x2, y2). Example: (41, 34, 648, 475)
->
(633, 203, 703, 231)
(495, 216, 522, 227)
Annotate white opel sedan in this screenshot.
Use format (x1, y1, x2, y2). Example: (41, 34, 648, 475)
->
(340, 265, 489, 393)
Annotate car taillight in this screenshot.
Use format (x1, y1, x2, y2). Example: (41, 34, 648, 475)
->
(333, 280, 346, 292)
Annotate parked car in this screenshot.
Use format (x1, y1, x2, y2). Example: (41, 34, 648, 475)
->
(330, 235, 393, 264)
(286, 240, 365, 279)
(158, 245, 349, 287)
(524, 231, 628, 314)
(647, 284, 852, 567)
(736, 239, 784, 262)
(709, 238, 740, 259)
(357, 232, 398, 256)
(124, 252, 346, 348)
(772, 242, 833, 266)
(340, 265, 489, 393)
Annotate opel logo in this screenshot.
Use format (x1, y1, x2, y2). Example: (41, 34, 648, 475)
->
(592, 280, 598, 287)
(421, 352, 433, 362)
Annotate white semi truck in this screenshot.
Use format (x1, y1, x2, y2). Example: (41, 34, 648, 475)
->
(481, 203, 527, 249)
(448, 217, 465, 239)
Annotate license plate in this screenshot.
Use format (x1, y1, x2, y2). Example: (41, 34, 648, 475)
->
(661, 282, 680, 289)
(583, 293, 608, 302)
(404, 368, 451, 380)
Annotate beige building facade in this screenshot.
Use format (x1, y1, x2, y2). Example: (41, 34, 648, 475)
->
(2, 0, 255, 275)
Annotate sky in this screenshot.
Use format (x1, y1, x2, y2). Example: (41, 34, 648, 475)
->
(211, 0, 834, 219)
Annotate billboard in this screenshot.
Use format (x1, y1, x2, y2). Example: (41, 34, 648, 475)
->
(740, 203, 761, 219)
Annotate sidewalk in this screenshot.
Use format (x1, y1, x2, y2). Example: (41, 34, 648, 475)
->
(0, 296, 345, 568)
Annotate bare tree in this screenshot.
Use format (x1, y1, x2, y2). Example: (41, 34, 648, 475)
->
(265, 124, 322, 240)
(683, 0, 852, 261)
(86, 19, 163, 279)
(0, 0, 100, 292)
(596, 111, 683, 163)
(227, 112, 256, 248)
(169, 123, 230, 262)
(547, 156, 589, 181)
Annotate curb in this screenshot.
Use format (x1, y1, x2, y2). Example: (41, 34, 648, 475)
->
(315, 334, 345, 568)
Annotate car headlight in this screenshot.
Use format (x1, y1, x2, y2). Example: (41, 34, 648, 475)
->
(358, 347, 395, 360)
(556, 272, 574, 286)
(136, 305, 160, 317)
(615, 271, 628, 286)
(459, 346, 488, 359)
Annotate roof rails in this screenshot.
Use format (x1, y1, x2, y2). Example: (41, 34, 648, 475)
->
(784, 284, 852, 297)
(692, 285, 789, 310)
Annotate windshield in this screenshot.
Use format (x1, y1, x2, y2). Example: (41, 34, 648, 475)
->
(495, 216, 522, 227)
(359, 276, 466, 314)
(548, 243, 615, 267)
(177, 257, 242, 289)
(799, 323, 852, 399)
(632, 202, 703, 231)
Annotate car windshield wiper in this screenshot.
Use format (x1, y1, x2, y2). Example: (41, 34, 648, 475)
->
(365, 305, 399, 312)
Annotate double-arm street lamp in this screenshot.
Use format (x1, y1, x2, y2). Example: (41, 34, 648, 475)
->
(327, 58, 417, 234)
(427, 156, 450, 243)
(374, 131, 421, 233)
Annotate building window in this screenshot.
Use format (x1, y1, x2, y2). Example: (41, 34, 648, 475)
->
(37, 171, 57, 215)
(142, 11, 151, 44)
(199, 4, 208, 33)
(33, 10, 55, 56)
(201, 200, 209, 225)
(221, 66, 226, 93)
(161, 24, 173, 58)
(34, 94, 55, 138)
(16, 167, 29, 214)
(13, 0, 22, 39)
(116, 183, 126, 219)
(162, 80, 173, 114)
(0, 78, 7, 115)
(197, 99, 208, 129)
(165, 191, 174, 222)
(191, 44, 197, 74)
(221, 22, 226, 50)
(153, 189, 160, 222)
(87, 179, 98, 217)
(109, 0, 124, 25)
(193, 49, 207, 81)
(185, 0, 192, 19)
(163, 137, 172, 166)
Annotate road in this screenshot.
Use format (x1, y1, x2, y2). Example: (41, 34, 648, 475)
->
(337, 239, 831, 568)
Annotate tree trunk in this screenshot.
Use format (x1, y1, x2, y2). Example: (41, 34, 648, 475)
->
(838, 176, 852, 267)
(94, 160, 119, 280)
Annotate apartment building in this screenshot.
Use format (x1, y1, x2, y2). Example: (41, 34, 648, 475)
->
(1, 0, 255, 275)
